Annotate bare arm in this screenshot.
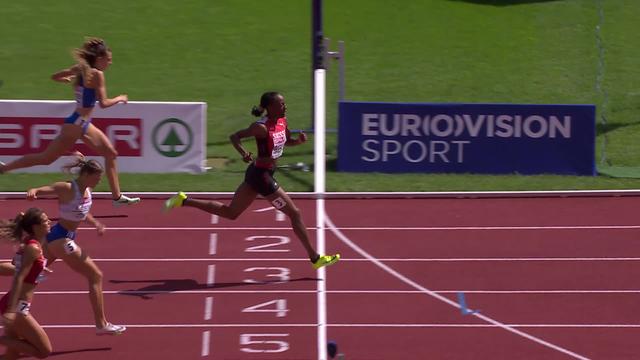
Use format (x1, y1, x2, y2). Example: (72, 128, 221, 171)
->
(26, 182, 71, 201)
(95, 71, 128, 109)
(51, 66, 77, 83)
(285, 127, 307, 146)
(3, 245, 38, 323)
(84, 213, 105, 236)
(229, 123, 267, 163)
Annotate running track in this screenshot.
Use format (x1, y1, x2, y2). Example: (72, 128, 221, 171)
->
(0, 193, 639, 359)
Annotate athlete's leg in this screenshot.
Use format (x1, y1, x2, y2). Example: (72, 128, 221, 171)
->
(0, 314, 52, 359)
(265, 187, 318, 261)
(0, 262, 14, 276)
(81, 124, 123, 200)
(0, 125, 80, 172)
(47, 238, 123, 333)
(182, 182, 258, 220)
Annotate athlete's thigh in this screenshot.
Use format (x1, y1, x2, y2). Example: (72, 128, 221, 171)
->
(265, 187, 297, 215)
(41, 128, 78, 158)
(82, 123, 116, 155)
(47, 239, 98, 276)
(227, 182, 259, 213)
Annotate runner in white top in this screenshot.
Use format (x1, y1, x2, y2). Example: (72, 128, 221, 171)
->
(27, 157, 126, 336)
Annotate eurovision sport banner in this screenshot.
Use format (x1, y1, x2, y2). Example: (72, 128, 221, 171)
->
(0, 100, 206, 173)
(338, 102, 596, 175)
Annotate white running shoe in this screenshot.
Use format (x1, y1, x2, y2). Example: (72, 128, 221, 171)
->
(96, 322, 126, 336)
(113, 194, 141, 207)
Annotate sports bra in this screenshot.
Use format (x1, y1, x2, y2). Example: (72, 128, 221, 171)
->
(75, 75, 97, 108)
(58, 180, 92, 222)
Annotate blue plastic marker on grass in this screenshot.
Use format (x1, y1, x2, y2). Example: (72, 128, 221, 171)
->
(457, 292, 479, 315)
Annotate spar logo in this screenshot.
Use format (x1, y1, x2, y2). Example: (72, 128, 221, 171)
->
(152, 118, 193, 157)
(0, 117, 142, 156)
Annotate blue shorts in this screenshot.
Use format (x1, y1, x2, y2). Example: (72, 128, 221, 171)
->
(46, 223, 77, 243)
(64, 112, 91, 134)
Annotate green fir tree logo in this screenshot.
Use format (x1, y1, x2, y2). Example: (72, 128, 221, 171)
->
(161, 126, 185, 157)
(152, 118, 193, 157)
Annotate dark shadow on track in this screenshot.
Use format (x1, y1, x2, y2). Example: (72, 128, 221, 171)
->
(50, 347, 112, 357)
(111, 277, 320, 300)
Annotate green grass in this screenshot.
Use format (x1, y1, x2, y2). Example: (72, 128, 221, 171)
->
(1, 0, 639, 192)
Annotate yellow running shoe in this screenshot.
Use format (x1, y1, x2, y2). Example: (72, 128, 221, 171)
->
(164, 191, 187, 212)
(313, 254, 341, 270)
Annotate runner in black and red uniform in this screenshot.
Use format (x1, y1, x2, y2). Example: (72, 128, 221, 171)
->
(0, 208, 52, 359)
(164, 91, 340, 270)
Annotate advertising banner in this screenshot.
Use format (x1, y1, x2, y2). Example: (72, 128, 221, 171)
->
(338, 102, 595, 175)
(0, 100, 206, 173)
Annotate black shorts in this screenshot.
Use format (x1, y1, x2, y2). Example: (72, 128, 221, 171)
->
(244, 163, 280, 196)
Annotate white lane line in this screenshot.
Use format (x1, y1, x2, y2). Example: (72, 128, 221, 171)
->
(35, 323, 640, 329)
(204, 297, 213, 320)
(75, 225, 640, 231)
(316, 197, 327, 360)
(253, 206, 275, 213)
(325, 215, 590, 360)
(209, 234, 218, 255)
(207, 265, 215, 287)
(201, 330, 210, 356)
(13, 257, 637, 263)
(211, 215, 219, 224)
(22, 289, 640, 295)
(276, 211, 286, 222)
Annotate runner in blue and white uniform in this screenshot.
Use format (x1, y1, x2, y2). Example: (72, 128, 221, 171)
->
(27, 158, 126, 335)
(0, 37, 139, 207)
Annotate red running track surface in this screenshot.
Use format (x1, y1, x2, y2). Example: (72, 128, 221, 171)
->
(0, 195, 639, 359)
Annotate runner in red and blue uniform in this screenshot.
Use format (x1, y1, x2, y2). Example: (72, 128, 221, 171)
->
(0, 208, 53, 359)
(164, 91, 340, 270)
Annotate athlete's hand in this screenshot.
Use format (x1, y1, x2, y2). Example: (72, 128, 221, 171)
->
(26, 189, 38, 201)
(242, 152, 253, 163)
(298, 132, 307, 144)
(70, 150, 85, 160)
(117, 95, 128, 104)
(95, 222, 106, 236)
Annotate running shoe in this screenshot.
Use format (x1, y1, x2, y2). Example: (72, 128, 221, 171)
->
(164, 191, 187, 212)
(113, 194, 141, 207)
(96, 322, 126, 336)
(312, 254, 341, 270)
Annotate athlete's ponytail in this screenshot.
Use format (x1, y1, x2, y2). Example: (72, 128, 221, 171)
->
(251, 92, 281, 117)
(0, 208, 45, 244)
(62, 155, 104, 176)
(72, 37, 110, 83)
(251, 106, 265, 117)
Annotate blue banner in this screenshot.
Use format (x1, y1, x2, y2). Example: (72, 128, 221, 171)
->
(338, 102, 596, 175)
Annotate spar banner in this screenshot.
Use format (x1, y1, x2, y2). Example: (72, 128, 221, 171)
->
(0, 100, 206, 173)
(338, 102, 596, 175)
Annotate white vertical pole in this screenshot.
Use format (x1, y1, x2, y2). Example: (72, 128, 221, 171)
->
(314, 68, 327, 360)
